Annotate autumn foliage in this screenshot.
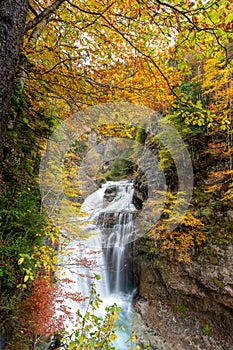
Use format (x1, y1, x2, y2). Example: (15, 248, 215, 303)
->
(20, 275, 63, 338)
(20, 273, 83, 346)
(1, 0, 233, 346)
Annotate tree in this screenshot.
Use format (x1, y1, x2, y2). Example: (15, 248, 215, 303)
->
(2, 0, 232, 157)
(19, 274, 83, 349)
(0, 0, 29, 161)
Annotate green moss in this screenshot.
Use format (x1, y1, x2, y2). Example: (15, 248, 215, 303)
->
(135, 126, 147, 144)
(202, 321, 211, 335)
(209, 256, 219, 265)
(148, 247, 159, 257)
(173, 304, 187, 319)
(212, 277, 225, 288)
(206, 248, 219, 265)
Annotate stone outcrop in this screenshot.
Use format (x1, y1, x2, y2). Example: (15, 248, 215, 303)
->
(103, 185, 118, 203)
(134, 238, 233, 350)
(133, 144, 166, 210)
(132, 131, 233, 349)
(133, 168, 148, 209)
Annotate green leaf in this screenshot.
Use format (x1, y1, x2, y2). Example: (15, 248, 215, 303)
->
(23, 117, 29, 125)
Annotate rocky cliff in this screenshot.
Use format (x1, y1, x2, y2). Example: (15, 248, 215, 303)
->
(134, 237, 233, 350)
(132, 131, 233, 349)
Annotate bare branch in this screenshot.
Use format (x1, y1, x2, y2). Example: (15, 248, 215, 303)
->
(26, 0, 67, 31)
(100, 14, 178, 96)
(154, 0, 215, 32)
(67, 1, 178, 95)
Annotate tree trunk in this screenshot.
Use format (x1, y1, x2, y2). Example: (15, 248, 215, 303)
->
(0, 0, 29, 161)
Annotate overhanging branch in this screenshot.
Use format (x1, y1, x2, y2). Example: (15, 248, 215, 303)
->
(26, 0, 67, 31)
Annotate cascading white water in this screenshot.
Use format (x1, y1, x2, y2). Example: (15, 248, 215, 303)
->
(60, 180, 137, 349)
(97, 182, 136, 295)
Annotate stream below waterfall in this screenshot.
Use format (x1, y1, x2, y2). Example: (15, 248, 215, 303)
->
(59, 180, 167, 349)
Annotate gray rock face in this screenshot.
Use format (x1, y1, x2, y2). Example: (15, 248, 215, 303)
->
(133, 168, 148, 209)
(134, 241, 233, 350)
(227, 210, 233, 221)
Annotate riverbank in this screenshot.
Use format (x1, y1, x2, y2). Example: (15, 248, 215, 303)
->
(133, 296, 233, 350)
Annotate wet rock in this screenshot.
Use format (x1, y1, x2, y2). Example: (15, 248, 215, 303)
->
(104, 185, 118, 202)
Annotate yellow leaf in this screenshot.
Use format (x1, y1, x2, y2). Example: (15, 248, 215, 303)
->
(18, 257, 24, 265)
(131, 333, 137, 342)
(24, 275, 29, 282)
(113, 311, 118, 320)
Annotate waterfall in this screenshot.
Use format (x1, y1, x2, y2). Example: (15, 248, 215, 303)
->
(60, 180, 137, 348)
(96, 181, 136, 294)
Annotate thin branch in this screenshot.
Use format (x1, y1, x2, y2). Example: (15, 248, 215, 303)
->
(26, 0, 67, 31)
(67, 1, 178, 95)
(154, 0, 215, 32)
(101, 15, 178, 96)
(67, 0, 116, 16)
(38, 58, 73, 75)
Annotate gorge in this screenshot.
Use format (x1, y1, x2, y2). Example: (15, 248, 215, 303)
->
(60, 175, 233, 350)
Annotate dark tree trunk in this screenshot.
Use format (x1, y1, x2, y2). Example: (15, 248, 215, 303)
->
(0, 0, 29, 162)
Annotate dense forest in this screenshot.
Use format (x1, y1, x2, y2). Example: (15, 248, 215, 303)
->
(0, 0, 233, 349)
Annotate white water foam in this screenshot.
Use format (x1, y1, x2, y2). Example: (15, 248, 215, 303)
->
(58, 180, 136, 348)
